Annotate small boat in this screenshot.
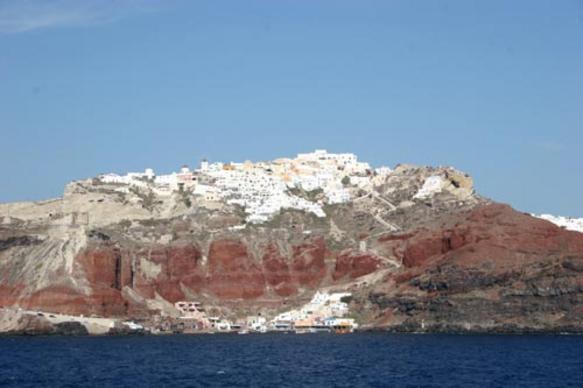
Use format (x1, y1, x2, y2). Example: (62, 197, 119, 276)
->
(237, 330, 249, 335)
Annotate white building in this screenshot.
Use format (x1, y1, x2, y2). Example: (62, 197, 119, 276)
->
(271, 291, 352, 325)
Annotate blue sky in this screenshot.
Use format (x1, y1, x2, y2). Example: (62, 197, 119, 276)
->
(0, 0, 582, 216)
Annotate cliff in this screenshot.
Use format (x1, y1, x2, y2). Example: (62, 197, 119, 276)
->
(1, 158, 582, 334)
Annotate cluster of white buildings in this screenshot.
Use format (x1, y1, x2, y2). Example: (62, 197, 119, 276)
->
(172, 291, 357, 334)
(99, 165, 197, 197)
(270, 291, 356, 331)
(97, 150, 393, 224)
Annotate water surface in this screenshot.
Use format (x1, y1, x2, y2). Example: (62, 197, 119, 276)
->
(0, 333, 581, 387)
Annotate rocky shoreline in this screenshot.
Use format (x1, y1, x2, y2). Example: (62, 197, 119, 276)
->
(4, 326, 583, 337)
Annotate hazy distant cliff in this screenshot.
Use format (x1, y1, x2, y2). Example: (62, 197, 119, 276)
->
(1, 150, 583, 334)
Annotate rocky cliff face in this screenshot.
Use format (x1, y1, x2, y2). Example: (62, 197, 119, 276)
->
(364, 204, 583, 332)
(1, 163, 582, 333)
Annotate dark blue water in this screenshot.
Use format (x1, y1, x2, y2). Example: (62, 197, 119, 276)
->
(0, 333, 582, 387)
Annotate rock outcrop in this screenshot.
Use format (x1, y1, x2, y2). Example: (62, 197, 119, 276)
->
(364, 204, 583, 332)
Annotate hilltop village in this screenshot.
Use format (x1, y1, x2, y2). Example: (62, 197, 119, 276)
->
(99, 150, 402, 224)
(98, 149, 582, 231)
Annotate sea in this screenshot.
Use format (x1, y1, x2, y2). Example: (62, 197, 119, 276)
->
(0, 333, 581, 387)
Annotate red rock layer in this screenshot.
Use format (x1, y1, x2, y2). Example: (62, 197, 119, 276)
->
(378, 204, 583, 272)
(333, 251, 382, 280)
(0, 284, 24, 307)
(262, 244, 297, 297)
(207, 240, 266, 299)
(290, 237, 328, 288)
(1, 237, 349, 316)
